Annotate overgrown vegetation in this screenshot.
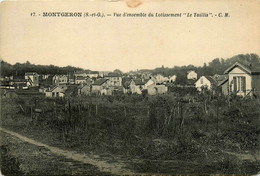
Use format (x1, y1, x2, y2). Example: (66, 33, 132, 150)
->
(1, 92, 259, 174)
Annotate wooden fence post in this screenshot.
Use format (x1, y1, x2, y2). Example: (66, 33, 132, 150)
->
(95, 104, 98, 115)
(31, 106, 33, 121)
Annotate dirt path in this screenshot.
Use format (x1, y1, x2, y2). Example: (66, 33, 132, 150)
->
(222, 150, 260, 162)
(0, 127, 134, 175)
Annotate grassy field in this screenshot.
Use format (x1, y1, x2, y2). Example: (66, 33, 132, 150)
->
(1, 93, 260, 175)
(0, 132, 108, 175)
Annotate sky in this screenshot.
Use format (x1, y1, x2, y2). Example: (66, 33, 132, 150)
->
(1, 0, 260, 72)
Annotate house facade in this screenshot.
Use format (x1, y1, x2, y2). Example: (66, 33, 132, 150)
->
(92, 78, 110, 95)
(187, 71, 197, 80)
(45, 85, 65, 97)
(52, 75, 68, 85)
(75, 76, 86, 84)
(87, 71, 99, 78)
(122, 78, 134, 94)
(169, 75, 177, 83)
(78, 84, 91, 95)
(148, 84, 168, 95)
(105, 73, 122, 87)
(25, 72, 39, 87)
(195, 76, 216, 91)
(224, 62, 260, 97)
(155, 74, 169, 84)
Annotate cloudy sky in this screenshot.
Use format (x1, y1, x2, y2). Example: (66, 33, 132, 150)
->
(1, 0, 259, 72)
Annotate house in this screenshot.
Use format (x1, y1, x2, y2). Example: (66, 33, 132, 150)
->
(99, 71, 110, 77)
(224, 62, 260, 97)
(100, 87, 113, 96)
(10, 78, 31, 89)
(0, 80, 12, 89)
(195, 76, 217, 91)
(125, 78, 155, 94)
(75, 76, 86, 84)
(78, 84, 91, 96)
(87, 71, 99, 78)
(141, 72, 152, 80)
(218, 77, 229, 96)
(74, 71, 88, 77)
(148, 84, 168, 95)
(169, 75, 177, 83)
(52, 75, 68, 85)
(92, 78, 110, 95)
(132, 79, 145, 94)
(105, 73, 122, 86)
(187, 70, 197, 80)
(25, 72, 39, 87)
(39, 85, 48, 93)
(155, 74, 169, 84)
(68, 74, 75, 84)
(45, 85, 65, 97)
(122, 78, 134, 94)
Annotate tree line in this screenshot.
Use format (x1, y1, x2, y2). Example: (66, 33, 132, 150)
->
(1, 54, 260, 81)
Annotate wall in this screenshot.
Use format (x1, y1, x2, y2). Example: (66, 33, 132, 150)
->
(148, 85, 168, 95)
(195, 76, 212, 91)
(228, 67, 252, 96)
(252, 74, 260, 96)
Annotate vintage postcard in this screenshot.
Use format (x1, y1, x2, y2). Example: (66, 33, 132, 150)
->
(0, 0, 260, 175)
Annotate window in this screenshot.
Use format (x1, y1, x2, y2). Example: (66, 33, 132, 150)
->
(200, 78, 203, 84)
(233, 76, 246, 92)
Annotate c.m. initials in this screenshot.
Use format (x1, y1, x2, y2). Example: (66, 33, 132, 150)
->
(218, 13, 229, 17)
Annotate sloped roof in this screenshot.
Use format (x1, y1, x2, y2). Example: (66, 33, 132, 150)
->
(133, 79, 145, 85)
(88, 71, 99, 74)
(218, 77, 229, 86)
(213, 74, 228, 82)
(224, 62, 260, 75)
(122, 78, 133, 89)
(204, 76, 217, 84)
(93, 78, 109, 86)
(46, 85, 59, 92)
(105, 72, 122, 77)
(76, 76, 85, 80)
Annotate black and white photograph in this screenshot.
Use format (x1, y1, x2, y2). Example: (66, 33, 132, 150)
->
(0, 0, 260, 175)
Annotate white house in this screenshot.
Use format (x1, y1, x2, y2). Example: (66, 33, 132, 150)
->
(52, 75, 68, 85)
(224, 62, 260, 97)
(148, 84, 168, 95)
(87, 71, 99, 78)
(75, 76, 86, 85)
(105, 73, 122, 87)
(92, 78, 110, 95)
(45, 85, 65, 97)
(122, 78, 134, 94)
(169, 75, 177, 83)
(78, 84, 91, 96)
(195, 76, 216, 91)
(25, 72, 39, 87)
(155, 74, 169, 84)
(143, 79, 155, 89)
(187, 71, 197, 80)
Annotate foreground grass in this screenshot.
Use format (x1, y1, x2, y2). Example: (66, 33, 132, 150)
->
(1, 96, 260, 175)
(0, 132, 109, 175)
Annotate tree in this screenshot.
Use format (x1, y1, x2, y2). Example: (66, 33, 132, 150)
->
(113, 69, 123, 74)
